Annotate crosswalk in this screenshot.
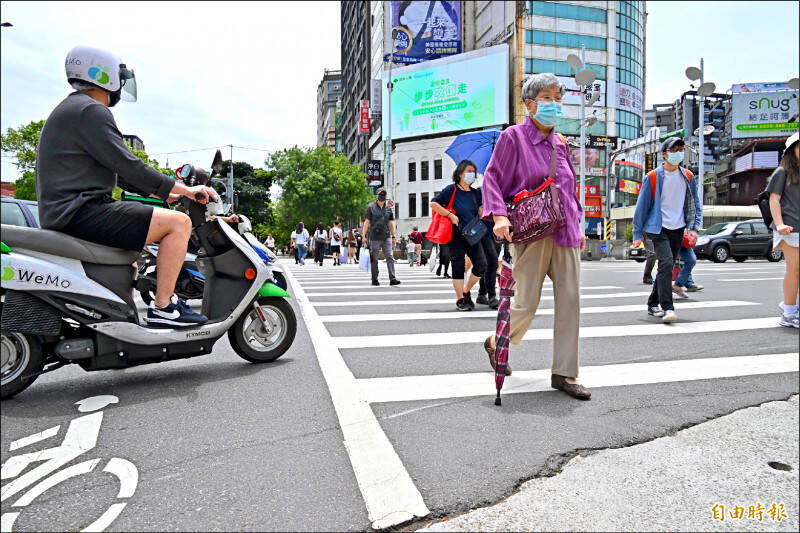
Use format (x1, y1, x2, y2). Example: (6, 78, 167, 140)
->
(280, 258, 797, 529)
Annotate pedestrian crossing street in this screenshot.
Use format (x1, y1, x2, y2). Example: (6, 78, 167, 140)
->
(280, 258, 798, 529)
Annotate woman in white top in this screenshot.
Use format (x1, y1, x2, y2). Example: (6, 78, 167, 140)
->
(291, 222, 310, 265)
(264, 234, 276, 252)
(329, 220, 343, 266)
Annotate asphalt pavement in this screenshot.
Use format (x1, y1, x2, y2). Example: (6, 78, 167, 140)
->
(1, 255, 797, 531)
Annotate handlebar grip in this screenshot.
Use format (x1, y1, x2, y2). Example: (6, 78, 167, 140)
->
(194, 192, 205, 201)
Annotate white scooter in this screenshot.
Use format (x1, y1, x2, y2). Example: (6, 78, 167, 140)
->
(1, 150, 296, 399)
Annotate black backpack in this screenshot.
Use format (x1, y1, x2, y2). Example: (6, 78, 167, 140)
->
(756, 167, 785, 229)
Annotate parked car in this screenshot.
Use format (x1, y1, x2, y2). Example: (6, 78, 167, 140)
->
(694, 219, 782, 263)
(1, 198, 39, 228)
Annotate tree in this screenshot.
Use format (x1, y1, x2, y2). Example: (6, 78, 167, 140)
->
(1, 120, 45, 173)
(267, 146, 372, 245)
(218, 160, 274, 229)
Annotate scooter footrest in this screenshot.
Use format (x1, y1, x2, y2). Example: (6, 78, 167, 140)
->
(1, 290, 63, 336)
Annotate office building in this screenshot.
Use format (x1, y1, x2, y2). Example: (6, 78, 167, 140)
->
(316, 69, 342, 152)
(122, 134, 144, 152)
(340, 1, 372, 169)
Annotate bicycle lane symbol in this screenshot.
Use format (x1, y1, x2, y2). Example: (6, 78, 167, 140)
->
(1, 395, 138, 532)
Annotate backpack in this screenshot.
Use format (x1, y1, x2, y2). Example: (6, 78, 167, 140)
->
(757, 167, 786, 229)
(647, 167, 693, 201)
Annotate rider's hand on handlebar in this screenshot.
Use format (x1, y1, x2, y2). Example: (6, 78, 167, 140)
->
(186, 185, 219, 204)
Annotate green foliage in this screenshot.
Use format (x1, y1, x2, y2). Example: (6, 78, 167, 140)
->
(624, 224, 633, 242)
(1, 120, 45, 173)
(218, 160, 275, 230)
(13, 171, 37, 201)
(266, 145, 372, 244)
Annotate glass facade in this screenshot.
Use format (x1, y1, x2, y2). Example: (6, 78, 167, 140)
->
(526, 58, 606, 80)
(615, 1, 645, 139)
(526, 30, 606, 51)
(527, 1, 606, 22)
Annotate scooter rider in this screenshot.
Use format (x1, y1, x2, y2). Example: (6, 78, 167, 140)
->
(36, 45, 218, 327)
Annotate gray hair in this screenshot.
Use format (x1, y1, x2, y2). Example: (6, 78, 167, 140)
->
(520, 73, 565, 102)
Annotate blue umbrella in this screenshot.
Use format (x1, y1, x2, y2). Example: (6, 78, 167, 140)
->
(445, 129, 502, 174)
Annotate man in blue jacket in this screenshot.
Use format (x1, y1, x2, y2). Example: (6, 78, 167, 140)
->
(632, 137, 702, 322)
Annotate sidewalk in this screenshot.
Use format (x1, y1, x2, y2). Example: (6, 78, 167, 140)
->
(419, 395, 799, 532)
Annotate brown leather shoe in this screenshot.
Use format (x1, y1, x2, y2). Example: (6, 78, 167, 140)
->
(484, 336, 511, 376)
(551, 374, 591, 400)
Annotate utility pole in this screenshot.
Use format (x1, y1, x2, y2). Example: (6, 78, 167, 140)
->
(697, 58, 705, 208)
(579, 44, 587, 235)
(384, 2, 396, 209)
(229, 144, 235, 211)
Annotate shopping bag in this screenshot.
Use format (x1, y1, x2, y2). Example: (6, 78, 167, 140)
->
(359, 246, 370, 272)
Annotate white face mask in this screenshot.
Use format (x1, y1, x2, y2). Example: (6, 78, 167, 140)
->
(464, 172, 476, 185)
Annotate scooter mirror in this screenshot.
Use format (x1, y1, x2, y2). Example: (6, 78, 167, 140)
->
(177, 164, 193, 179)
(211, 149, 223, 175)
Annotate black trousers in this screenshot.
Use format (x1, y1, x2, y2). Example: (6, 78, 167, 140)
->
(449, 226, 488, 281)
(647, 227, 685, 311)
(314, 242, 325, 264)
(436, 243, 450, 275)
(478, 236, 500, 297)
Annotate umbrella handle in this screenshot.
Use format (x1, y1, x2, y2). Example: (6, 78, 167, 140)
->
(495, 391, 502, 406)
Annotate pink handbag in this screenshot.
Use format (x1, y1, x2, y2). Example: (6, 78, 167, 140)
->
(506, 141, 567, 245)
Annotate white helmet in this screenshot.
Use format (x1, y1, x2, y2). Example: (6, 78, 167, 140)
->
(65, 45, 137, 107)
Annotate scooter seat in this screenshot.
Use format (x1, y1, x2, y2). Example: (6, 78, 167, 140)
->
(1, 224, 140, 265)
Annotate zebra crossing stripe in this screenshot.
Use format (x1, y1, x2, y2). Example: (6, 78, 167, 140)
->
(281, 267, 430, 528)
(312, 291, 652, 307)
(358, 353, 799, 404)
(306, 286, 622, 297)
(319, 300, 759, 323)
(332, 317, 782, 349)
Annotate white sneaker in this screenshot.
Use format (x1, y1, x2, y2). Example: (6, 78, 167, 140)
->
(779, 314, 800, 328)
(672, 284, 689, 299)
(663, 309, 678, 322)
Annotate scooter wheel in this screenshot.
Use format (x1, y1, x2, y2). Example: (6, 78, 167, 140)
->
(228, 297, 297, 363)
(1, 330, 44, 399)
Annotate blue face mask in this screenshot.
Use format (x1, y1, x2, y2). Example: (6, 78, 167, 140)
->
(463, 172, 476, 185)
(533, 101, 563, 127)
(667, 152, 685, 165)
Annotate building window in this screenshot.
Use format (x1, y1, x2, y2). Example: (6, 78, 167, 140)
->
(530, 59, 606, 80)
(408, 194, 417, 218)
(421, 192, 429, 217)
(421, 159, 429, 180)
(408, 160, 416, 182)
(616, 109, 642, 140)
(434, 156, 443, 179)
(528, 1, 606, 23)
(531, 30, 606, 51)
(525, 29, 533, 44)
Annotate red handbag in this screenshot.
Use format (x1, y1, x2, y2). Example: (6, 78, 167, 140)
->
(426, 187, 457, 244)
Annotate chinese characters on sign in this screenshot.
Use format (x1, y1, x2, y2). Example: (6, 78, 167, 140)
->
(388, 1, 461, 64)
(712, 503, 787, 522)
(619, 179, 641, 195)
(359, 100, 370, 136)
(617, 83, 643, 114)
(365, 160, 383, 187)
(731, 90, 799, 139)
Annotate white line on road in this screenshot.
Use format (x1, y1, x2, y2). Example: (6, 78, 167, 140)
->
(358, 353, 799, 403)
(319, 300, 759, 323)
(718, 277, 784, 281)
(312, 291, 652, 307)
(306, 286, 622, 297)
(333, 317, 783, 349)
(282, 268, 430, 528)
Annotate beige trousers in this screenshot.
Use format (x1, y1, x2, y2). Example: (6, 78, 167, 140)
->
(509, 237, 580, 378)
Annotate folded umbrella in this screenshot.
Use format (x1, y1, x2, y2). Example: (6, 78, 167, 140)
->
(494, 253, 515, 406)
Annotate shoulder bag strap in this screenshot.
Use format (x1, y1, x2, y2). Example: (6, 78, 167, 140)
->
(446, 185, 458, 212)
(548, 140, 559, 179)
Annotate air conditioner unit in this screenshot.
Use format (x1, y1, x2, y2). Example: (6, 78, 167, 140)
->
(730, 182, 739, 189)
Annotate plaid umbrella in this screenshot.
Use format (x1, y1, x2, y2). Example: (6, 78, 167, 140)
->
(494, 248, 515, 406)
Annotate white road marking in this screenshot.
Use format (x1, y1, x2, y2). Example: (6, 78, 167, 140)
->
(282, 268, 430, 528)
(359, 353, 799, 403)
(9, 426, 60, 452)
(306, 286, 622, 297)
(333, 317, 783, 349)
(312, 291, 652, 307)
(719, 277, 784, 281)
(319, 300, 759, 323)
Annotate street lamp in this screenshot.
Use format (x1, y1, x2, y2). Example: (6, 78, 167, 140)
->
(566, 46, 598, 235)
(685, 59, 716, 207)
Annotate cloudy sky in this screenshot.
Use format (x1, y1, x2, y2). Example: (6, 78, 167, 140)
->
(1, 1, 798, 181)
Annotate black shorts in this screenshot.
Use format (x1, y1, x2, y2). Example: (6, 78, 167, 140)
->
(61, 198, 154, 251)
(331, 245, 341, 254)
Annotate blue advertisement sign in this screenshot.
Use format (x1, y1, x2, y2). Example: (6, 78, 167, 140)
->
(387, 1, 461, 64)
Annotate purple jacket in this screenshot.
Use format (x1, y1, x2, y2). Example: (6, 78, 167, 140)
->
(481, 118, 584, 248)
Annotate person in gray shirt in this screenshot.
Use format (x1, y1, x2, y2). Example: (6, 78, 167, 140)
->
(35, 45, 217, 327)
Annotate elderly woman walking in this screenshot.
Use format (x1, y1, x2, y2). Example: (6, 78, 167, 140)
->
(481, 73, 590, 400)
